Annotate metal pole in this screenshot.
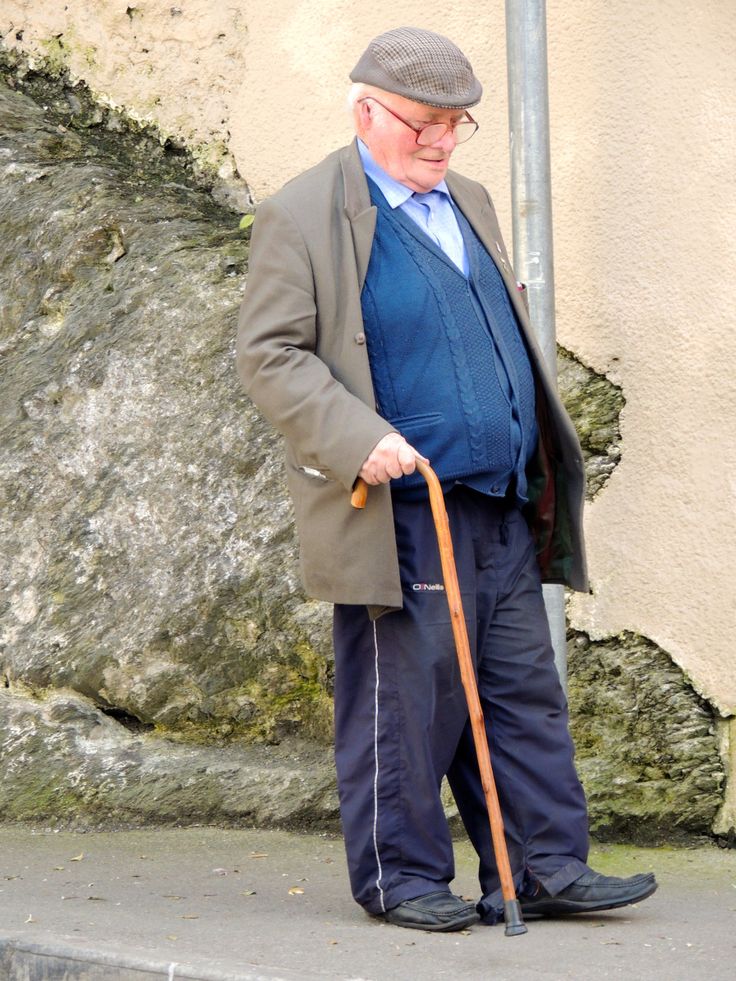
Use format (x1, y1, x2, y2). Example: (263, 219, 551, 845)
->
(505, 0, 567, 689)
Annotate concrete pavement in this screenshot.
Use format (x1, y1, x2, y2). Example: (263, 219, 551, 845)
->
(1, 827, 734, 980)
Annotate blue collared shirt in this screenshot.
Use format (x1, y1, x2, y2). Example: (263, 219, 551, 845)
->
(358, 139, 469, 276)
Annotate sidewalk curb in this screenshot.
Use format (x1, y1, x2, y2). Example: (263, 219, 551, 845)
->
(0, 932, 310, 981)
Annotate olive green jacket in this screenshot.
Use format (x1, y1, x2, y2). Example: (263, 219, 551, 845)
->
(236, 139, 588, 608)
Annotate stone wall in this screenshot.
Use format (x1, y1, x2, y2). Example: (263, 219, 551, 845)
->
(0, 61, 337, 827)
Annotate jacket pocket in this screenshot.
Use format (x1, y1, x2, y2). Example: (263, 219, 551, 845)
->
(296, 465, 332, 482)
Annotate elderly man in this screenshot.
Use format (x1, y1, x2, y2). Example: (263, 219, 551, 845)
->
(237, 27, 657, 932)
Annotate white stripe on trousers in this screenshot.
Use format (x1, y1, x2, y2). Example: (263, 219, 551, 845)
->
(371, 619, 386, 912)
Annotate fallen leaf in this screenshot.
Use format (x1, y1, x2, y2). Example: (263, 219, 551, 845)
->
(163, 895, 184, 900)
(5, 875, 21, 881)
(69, 853, 84, 862)
(61, 895, 79, 901)
(52, 867, 65, 872)
(328, 939, 338, 945)
(166, 934, 178, 941)
(180, 914, 200, 920)
(87, 896, 105, 901)
(249, 852, 268, 859)
(241, 890, 257, 896)
(288, 886, 305, 895)
(25, 914, 35, 924)
(212, 868, 228, 876)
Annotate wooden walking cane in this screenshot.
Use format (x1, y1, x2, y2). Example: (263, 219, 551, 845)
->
(351, 462, 527, 936)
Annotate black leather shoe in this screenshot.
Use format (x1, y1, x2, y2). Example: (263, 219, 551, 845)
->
(520, 870, 658, 917)
(384, 891, 480, 932)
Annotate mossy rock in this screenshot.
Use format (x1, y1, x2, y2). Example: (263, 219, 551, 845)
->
(568, 631, 724, 840)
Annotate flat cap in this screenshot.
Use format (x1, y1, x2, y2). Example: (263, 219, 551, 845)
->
(350, 26, 482, 109)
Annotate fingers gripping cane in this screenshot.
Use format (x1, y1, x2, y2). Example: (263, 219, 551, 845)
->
(351, 461, 527, 937)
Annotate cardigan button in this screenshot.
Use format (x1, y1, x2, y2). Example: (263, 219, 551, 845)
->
(354, 332, 366, 344)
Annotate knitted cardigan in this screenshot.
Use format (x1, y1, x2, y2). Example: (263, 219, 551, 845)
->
(361, 179, 537, 499)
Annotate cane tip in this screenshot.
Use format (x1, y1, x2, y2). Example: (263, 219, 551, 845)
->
(503, 899, 528, 936)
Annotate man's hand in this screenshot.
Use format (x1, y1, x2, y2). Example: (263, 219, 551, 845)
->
(358, 433, 428, 485)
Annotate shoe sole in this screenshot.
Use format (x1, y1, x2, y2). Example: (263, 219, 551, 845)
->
(521, 879, 658, 917)
(383, 910, 480, 932)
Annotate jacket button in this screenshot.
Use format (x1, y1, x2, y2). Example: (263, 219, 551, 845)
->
(354, 332, 366, 344)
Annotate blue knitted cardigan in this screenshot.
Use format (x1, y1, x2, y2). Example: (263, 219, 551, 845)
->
(360, 178, 538, 499)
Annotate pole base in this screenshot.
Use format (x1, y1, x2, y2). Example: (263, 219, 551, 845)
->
(503, 899, 528, 936)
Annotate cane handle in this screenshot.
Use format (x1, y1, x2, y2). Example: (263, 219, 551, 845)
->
(350, 457, 431, 510)
(350, 477, 369, 510)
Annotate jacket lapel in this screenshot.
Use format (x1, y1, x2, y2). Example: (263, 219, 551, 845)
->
(447, 172, 545, 367)
(446, 174, 495, 254)
(340, 140, 376, 290)
(446, 173, 517, 291)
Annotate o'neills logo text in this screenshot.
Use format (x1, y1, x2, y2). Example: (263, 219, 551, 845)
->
(412, 583, 445, 591)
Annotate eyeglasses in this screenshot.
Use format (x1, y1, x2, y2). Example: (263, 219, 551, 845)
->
(358, 97, 478, 146)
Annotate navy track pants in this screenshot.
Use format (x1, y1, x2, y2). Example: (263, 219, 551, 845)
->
(333, 485, 590, 922)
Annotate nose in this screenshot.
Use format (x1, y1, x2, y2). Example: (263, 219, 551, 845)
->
(431, 128, 457, 152)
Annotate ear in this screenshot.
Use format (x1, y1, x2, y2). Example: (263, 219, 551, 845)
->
(358, 99, 374, 131)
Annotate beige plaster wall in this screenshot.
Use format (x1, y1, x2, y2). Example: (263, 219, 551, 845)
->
(549, 1, 736, 715)
(2, 2, 734, 714)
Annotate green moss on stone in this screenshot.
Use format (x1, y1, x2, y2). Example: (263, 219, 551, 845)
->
(568, 630, 724, 841)
(8, 781, 85, 821)
(557, 347, 624, 498)
(38, 36, 70, 78)
(0, 45, 229, 195)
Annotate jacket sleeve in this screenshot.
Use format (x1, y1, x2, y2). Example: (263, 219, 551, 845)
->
(235, 196, 395, 491)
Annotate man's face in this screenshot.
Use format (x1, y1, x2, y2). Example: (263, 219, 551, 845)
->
(359, 92, 468, 193)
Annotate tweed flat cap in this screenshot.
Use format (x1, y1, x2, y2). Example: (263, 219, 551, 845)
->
(350, 26, 482, 109)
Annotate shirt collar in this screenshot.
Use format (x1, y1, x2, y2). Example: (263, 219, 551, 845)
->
(357, 139, 451, 209)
